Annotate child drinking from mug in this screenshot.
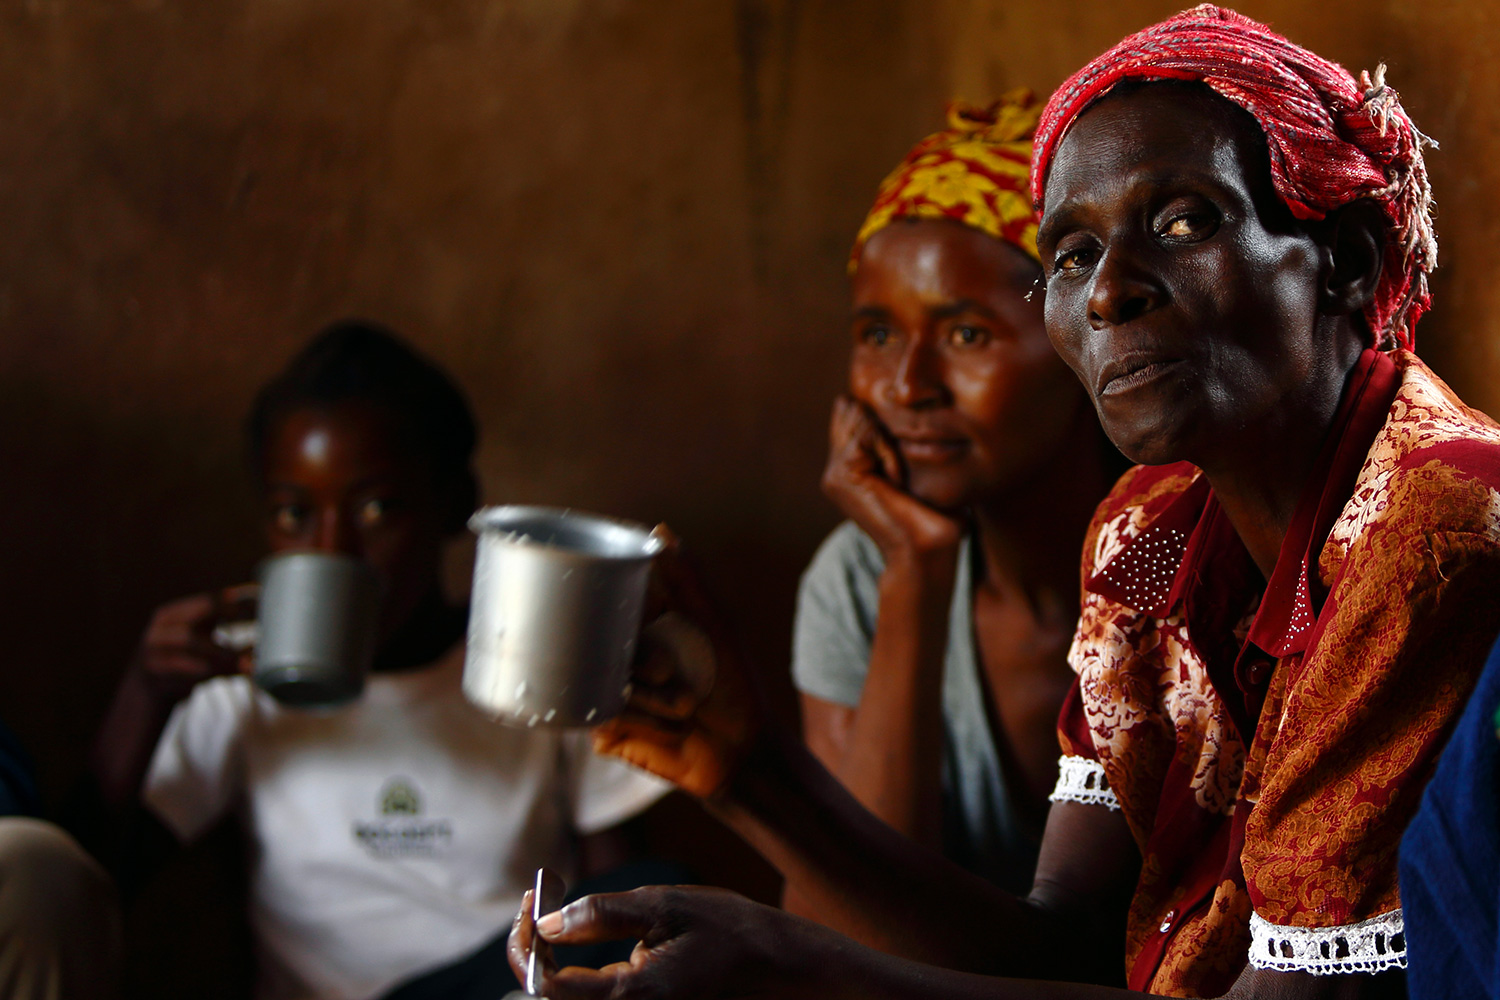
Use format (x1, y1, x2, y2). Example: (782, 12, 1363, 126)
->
(91, 322, 669, 1000)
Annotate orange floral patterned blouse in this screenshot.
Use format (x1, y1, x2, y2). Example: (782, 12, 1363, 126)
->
(1051, 349, 1500, 996)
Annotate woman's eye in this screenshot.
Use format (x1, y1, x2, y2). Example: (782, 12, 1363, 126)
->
(1054, 246, 1097, 273)
(1157, 208, 1218, 241)
(860, 325, 895, 347)
(950, 325, 989, 346)
(357, 498, 391, 528)
(272, 504, 308, 535)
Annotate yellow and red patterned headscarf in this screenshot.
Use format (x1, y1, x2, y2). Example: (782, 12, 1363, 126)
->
(850, 90, 1041, 273)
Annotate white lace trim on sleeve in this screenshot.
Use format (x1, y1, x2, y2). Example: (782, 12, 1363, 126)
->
(1248, 908, 1407, 976)
(1048, 755, 1120, 810)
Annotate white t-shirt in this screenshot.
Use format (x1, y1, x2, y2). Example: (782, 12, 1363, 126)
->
(142, 645, 670, 1000)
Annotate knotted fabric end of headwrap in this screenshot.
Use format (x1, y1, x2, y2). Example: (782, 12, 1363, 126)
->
(1032, 4, 1437, 351)
(851, 89, 1042, 274)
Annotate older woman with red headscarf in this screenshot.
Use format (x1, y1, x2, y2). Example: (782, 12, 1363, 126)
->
(508, 7, 1500, 999)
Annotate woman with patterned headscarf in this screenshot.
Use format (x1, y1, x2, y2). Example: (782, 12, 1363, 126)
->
(508, 7, 1500, 999)
(790, 93, 1118, 913)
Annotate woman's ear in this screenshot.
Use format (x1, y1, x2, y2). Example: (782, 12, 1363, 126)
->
(443, 468, 480, 537)
(1318, 198, 1385, 316)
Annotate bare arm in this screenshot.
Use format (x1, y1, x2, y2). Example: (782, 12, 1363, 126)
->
(785, 686, 943, 923)
(720, 726, 1135, 977)
(518, 838, 1404, 1000)
(786, 396, 963, 883)
(519, 883, 1406, 1000)
(91, 589, 253, 812)
(784, 545, 955, 919)
(811, 940, 1407, 1000)
(801, 555, 955, 848)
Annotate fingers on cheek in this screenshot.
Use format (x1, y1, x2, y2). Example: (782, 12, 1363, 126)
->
(844, 411, 874, 452)
(832, 395, 855, 427)
(840, 416, 867, 452)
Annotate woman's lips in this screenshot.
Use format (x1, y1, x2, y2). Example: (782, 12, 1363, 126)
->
(1099, 357, 1184, 397)
(897, 437, 969, 462)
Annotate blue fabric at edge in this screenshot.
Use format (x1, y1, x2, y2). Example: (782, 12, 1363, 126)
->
(1399, 628, 1500, 999)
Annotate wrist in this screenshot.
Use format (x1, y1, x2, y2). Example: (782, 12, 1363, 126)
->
(126, 658, 195, 711)
(878, 526, 961, 568)
(777, 913, 872, 1000)
(878, 551, 959, 611)
(882, 524, 961, 571)
(710, 719, 792, 814)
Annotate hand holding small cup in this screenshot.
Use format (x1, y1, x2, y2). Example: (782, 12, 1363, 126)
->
(134, 584, 260, 705)
(591, 526, 766, 800)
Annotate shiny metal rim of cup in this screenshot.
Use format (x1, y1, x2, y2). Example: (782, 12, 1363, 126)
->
(254, 549, 379, 581)
(467, 505, 664, 562)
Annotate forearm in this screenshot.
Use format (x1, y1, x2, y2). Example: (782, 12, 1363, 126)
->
(90, 667, 177, 812)
(67, 668, 185, 889)
(800, 931, 1388, 1000)
(816, 952, 1146, 1000)
(831, 561, 954, 846)
(785, 563, 952, 928)
(713, 725, 1063, 976)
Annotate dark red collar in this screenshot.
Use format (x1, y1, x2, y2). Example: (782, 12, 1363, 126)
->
(1245, 348, 1400, 656)
(1089, 349, 1400, 658)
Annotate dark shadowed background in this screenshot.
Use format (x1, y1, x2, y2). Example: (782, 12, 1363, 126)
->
(0, 0, 1495, 994)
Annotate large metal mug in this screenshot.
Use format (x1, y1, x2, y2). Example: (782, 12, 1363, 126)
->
(463, 506, 665, 728)
(254, 551, 381, 708)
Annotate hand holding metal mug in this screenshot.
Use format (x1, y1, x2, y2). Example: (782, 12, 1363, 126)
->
(135, 584, 260, 704)
(591, 527, 766, 799)
(461, 509, 762, 796)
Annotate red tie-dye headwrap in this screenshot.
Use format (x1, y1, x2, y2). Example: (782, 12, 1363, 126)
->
(851, 91, 1041, 273)
(1032, 4, 1436, 350)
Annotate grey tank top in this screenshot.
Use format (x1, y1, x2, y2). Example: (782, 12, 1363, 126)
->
(791, 521, 1039, 892)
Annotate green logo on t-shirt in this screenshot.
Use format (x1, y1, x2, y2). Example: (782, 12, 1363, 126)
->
(355, 777, 453, 859)
(380, 779, 421, 816)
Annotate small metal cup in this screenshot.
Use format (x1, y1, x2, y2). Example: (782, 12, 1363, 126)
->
(463, 506, 664, 728)
(254, 551, 380, 708)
